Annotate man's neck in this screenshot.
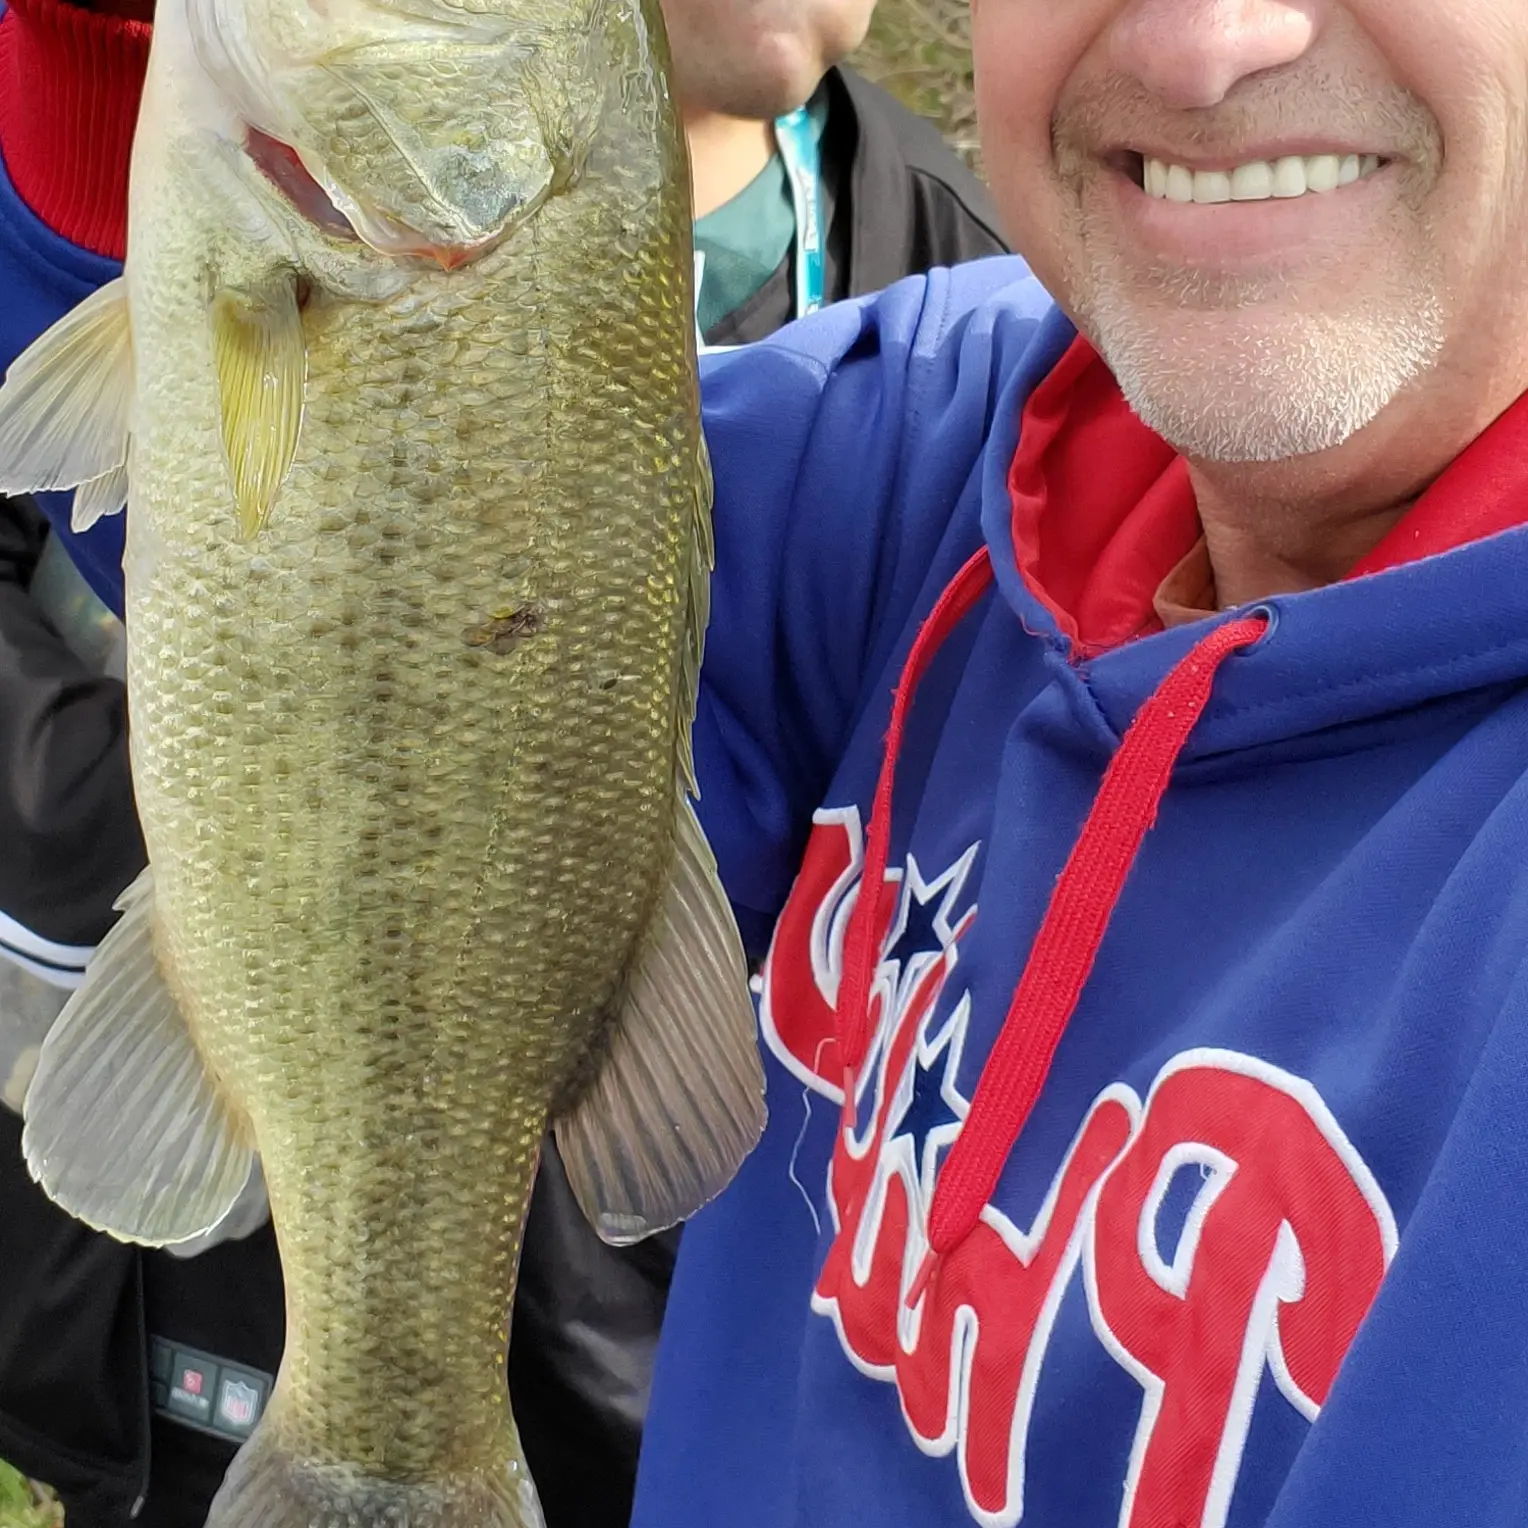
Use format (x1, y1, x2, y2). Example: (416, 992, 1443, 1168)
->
(1194, 492, 1413, 609)
(1189, 351, 1528, 609)
(683, 107, 775, 220)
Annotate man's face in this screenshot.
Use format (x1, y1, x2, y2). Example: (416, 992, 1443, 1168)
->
(973, 0, 1528, 463)
(659, 0, 878, 121)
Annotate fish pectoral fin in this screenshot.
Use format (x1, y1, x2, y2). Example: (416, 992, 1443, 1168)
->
(22, 866, 257, 1246)
(0, 276, 132, 497)
(555, 795, 766, 1245)
(211, 279, 306, 541)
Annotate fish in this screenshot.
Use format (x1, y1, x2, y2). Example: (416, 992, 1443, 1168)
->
(0, 0, 766, 1519)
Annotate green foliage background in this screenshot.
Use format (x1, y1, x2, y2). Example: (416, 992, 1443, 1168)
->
(0, 1461, 62, 1528)
(851, 0, 980, 170)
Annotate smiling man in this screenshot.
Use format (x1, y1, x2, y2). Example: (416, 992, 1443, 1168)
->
(17, 2, 1528, 1528)
(622, 3, 1528, 1527)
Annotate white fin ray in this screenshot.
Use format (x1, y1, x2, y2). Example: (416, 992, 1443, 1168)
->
(556, 795, 765, 1243)
(71, 461, 130, 532)
(162, 1158, 271, 1257)
(0, 277, 132, 493)
(22, 867, 255, 1245)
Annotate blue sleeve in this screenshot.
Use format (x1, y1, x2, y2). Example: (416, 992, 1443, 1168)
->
(0, 193, 128, 618)
(693, 255, 1047, 954)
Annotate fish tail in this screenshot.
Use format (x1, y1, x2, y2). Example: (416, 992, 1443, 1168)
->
(207, 1417, 546, 1528)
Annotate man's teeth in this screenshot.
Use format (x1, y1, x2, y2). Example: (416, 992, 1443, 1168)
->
(1142, 153, 1383, 204)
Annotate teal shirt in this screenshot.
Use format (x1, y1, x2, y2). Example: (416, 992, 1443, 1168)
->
(693, 90, 828, 335)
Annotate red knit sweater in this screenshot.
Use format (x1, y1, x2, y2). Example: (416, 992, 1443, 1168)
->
(0, 0, 151, 260)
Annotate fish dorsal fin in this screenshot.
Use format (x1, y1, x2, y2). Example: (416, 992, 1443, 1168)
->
(555, 794, 765, 1243)
(22, 867, 256, 1245)
(0, 277, 132, 494)
(211, 281, 306, 540)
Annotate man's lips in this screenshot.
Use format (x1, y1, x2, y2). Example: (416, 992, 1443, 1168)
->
(1106, 135, 1394, 173)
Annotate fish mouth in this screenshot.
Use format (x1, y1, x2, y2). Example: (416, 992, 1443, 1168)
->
(243, 127, 495, 272)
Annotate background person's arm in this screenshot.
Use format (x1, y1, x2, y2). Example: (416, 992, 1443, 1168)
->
(0, 493, 143, 960)
(0, 491, 144, 1110)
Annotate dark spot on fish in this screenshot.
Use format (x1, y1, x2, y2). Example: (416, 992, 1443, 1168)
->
(600, 677, 618, 691)
(463, 604, 545, 654)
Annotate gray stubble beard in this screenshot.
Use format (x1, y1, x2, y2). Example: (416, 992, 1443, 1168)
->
(1076, 255, 1447, 463)
(1048, 68, 1448, 464)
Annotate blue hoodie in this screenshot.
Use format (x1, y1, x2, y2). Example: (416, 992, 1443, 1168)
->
(632, 266, 1528, 1528)
(15, 190, 1528, 1526)
(0, 147, 127, 615)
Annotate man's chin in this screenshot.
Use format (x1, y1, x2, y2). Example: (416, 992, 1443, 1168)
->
(1081, 300, 1446, 464)
(1113, 362, 1388, 464)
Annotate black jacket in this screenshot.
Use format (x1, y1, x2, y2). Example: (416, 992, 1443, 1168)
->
(0, 64, 1005, 1528)
(0, 495, 142, 957)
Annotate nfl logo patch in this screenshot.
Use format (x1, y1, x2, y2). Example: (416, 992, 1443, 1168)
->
(218, 1378, 261, 1430)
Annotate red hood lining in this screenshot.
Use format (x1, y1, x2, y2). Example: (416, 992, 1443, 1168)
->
(1010, 337, 1528, 656)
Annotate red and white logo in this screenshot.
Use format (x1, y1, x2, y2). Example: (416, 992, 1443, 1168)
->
(758, 808, 1399, 1528)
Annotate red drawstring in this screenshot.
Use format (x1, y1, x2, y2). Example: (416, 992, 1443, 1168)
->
(837, 547, 996, 1094)
(831, 573, 1267, 1309)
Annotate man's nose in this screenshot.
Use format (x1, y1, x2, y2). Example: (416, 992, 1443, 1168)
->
(1103, 0, 1324, 110)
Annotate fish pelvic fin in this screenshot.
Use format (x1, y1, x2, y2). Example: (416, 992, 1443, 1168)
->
(555, 793, 765, 1245)
(0, 275, 132, 503)
(205, 1413, 545, 1528)
(211, 278, 306, 540)
(21, 866, 258, 1246)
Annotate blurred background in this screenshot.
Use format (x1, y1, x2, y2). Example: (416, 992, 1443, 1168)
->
(852, 0, 978, 170)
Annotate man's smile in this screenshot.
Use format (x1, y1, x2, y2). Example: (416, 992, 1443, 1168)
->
(1135, 149, 1385, 203)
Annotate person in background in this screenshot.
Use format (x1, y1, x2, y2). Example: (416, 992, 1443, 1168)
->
(674, 0, 1005, 347)
(0, 0, 1004, 1524)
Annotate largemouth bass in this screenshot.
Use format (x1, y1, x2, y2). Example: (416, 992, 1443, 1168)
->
(0, 0, 765, 1519)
